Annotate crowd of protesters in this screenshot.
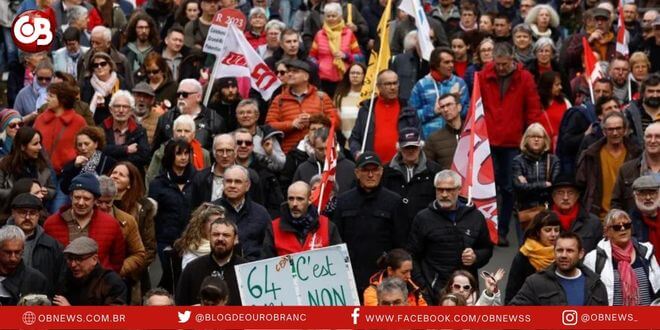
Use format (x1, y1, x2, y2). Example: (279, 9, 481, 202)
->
(0, 0, 659, 307)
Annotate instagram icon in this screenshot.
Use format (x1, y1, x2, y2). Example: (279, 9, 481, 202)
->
(562, 310, 578, 326)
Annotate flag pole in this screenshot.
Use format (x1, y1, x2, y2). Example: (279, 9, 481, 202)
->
(588, 77, 595, 105)
(203, 23, 234, 107)
(360, 64, 381, 154)
(627, 74, 632, 102)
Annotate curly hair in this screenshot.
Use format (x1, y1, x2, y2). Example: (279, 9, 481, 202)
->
(75, 126, 106, 150)
(124, 11, 160, 47)
(174, 203, 226, 253)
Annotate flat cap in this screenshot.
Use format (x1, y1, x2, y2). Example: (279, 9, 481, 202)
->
(286, 59, 311, 73)
(632, 175, 660, 190)
(11, 193, 43, 210)
(63, 237, 98, 255)
(132, 82, 155, 96)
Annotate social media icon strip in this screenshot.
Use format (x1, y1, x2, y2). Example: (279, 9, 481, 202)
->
(178, 311, 191, 324)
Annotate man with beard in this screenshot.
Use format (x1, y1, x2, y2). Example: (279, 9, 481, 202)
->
(608, 57, 632, 105)
(152, 79, 226, 151)
(175, 219, 245, 306)
(407, 170, 493, 302)
(264, 29, 320, 86)
(625, 74, 660, 146)
(132, 82, 164, 145)
(510, 232, 608, 305)
(629, 176, 660, 262)
(262, 181, 342, 258)
(121, 13, 160, 73)
(209, 78, 241, 132)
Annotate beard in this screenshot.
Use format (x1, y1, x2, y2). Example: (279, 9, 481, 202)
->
(644, 97, 660, 108)
(212, 241, 233, 260)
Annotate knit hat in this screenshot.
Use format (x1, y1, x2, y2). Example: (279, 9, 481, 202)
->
(69, 173, 101, 197)
(217, 77, 238, 89)
(0, 109, 21, 131)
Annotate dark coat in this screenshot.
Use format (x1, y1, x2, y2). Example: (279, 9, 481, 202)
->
(575, 137, 642, 216)
(332, 185, 407, 292)
(79, 76, 131, 124)
(246, 155, 285, 218)
(389, 51, 430, 104)
(611, 156, 643, 213)
(293, 154, 356, 194)
(509, 264, 608, 306)
(504, 251, 538, 305)
(60, 153, 116, 195)
(152, 105, 226, 151)
(407, 200, 494, 297)
(0, 262, 52, 305)
(77, 48, 134, 89)
(58, 264, 127, 306)
(423, 122, 461, 170)
(555, 103, 596, 175)
(280, 148, 310, 192)
(175, 253, 246, 306)
(213, 197, 271, 261)
(512, 152, 561, 209)
(189, 165, 263, 211)
(102, 117, 151, 169)
(382, 153, 441, 223)
(148, 170, 194, 245)
(565, 206, 604, 254)
(5, 222, 64, 288)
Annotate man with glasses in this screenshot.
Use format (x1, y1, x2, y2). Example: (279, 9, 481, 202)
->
(333, 152, 407, 296)
(550, 174, 603, 253)
(235, 98, 286, 172)
(102, 91, 151, 169)
(13, 60, 54, 122)
(5, 194, 63, 289)
(577, 111, 641, 219)
(0, 225, 51, 306)
(349, 70, 403, 162)
(152, 79, 226, 151)
(54, 236, 127, 306)
(121, 13, 160, 72)
(627, 176, 660, 263)
(577, 96, 622, 156)
(407, 169, 493, 303)
(424, 93, 463, 169)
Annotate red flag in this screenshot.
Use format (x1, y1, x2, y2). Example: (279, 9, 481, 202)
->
(616, 0, 629, 56)
(451, 74, 498, 244)
(312, 123, 337, 212)
(582, 37, 603, 85)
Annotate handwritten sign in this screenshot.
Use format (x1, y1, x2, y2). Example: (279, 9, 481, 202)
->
(203, 8, 246, 55)
(235, 244, 359, 306)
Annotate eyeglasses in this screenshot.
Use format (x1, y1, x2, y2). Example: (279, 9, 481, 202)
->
(276, 70, 287, 75)
(36, 76, 52, 82)
(146, 69, 160, 75)
(236, 140, 253, 146)
(15, 209, 40, 217)
(92, 61, 109, 69)
(177, 91, 198, 98)
(8, 121, 24, 129)
(65, 253, 95, 263)
(112, 104, 131, 110)
(379, 81, 399, 87)
(609, 222, 632, 232)
(452, 283, 472, 291)
(634, 190, 658, 198)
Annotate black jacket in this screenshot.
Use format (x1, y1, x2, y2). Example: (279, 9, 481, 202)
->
(148, 169, 195, 245)
(555, 103, 596, 176)
(509, 264, 608, 306)
(60, 153, 116, 195)
(280, 147, 311, 192)
(213, 197, 271, 261)
(102, 117, 151, 169)
(190, 165, 263, 211)
(565, 206, 603, 254)
(245, 155, 284, 218)
(80, 76, 131, 125)
(332, 185, 407, 292)
(504, 250, 538, 305)
(512, 152, 561, 209)
(382, 153, 441, 223)
(175, 253, 246, 306)
(0, 262, 52, 306)
(389, 51, 430, 104)
(407, 200, 494, 297)
(5, 222, 64, 288)
(293, 154, 356, 195)
(152, 105, 226, 152)
(58, 263, 127, 306)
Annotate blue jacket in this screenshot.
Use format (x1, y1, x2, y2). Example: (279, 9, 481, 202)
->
(408, 74, 469, 138)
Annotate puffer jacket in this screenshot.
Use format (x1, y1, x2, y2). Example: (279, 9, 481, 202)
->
(382, 152, 441, 223)
(309, 26, 364, 82)
(363, 270, 428, 306)
(407, 199, 494, 298)
(512, 152, 561, 210)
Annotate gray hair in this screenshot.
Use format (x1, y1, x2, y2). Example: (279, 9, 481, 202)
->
(98, 175, 117, 198)
(34, 58, 54, 73)
(403, 30, 418, 52)
(249, 6, 267, 19)
(236, 99, 260, 114)
(232, 128, 253, 140)
(492, 41, 514, 58)
(525, 4, 560, 27)
(224, 164, 250, 181)
(179, 79, 203, 94)
(109, 90, 136, 109)
(512, 23, 533, 36)
(265, 19, 286, 32)
(213, 133, 236, 150)
(532, 37, 556, 55)
(310, 174, 339, 194)
(143, 288, 174, 306)
(91, 25, 112, 42)
(434, 170, 462, 188)
(603, 209, 631, 227)
(323, 2, 342, 16)
(376, 277, 408, 303)
(173, 114, 196, 133)
(0, 225, 26, 245)
(67, 5, 88, 25)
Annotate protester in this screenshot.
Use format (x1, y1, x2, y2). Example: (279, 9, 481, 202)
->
(376, 277, 409, 306)
(363, 249, 427, 306)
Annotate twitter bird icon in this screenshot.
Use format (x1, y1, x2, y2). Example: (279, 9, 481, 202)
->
(178, 311, 191, 323)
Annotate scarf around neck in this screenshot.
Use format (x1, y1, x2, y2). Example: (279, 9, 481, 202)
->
(611, 241, 639, 306)
(82, 151, 102, 174)
(32, 79, 49, 110)
(520, 238, 555, 271)
(552, 203, 579, 231)
(641, 213, 660, 261)
(90, 71, 118, 115)
(323, 20, 347, 76)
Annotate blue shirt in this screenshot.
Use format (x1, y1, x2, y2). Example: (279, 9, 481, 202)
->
(557, 271, 586, 306)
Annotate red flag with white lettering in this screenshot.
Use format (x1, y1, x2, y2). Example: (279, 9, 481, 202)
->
(312, 123, 337, 212)
(582, 37, 603, 85)
(451, 74, 498, 244)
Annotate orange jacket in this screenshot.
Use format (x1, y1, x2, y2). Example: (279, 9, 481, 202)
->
(362, 271, 428, 306)
(33, 109, 87, 173)
(266, 85, 338, 152)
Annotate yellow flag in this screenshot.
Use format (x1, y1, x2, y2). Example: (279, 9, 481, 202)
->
(360, 0, 392, 102)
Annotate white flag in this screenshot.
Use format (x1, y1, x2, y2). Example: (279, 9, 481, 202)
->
(398, 0, 433, 61)
(214, 24, 281, 100)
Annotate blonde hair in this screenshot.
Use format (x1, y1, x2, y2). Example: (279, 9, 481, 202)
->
(520, 123, 551, 153)
(603, 208, 631, 228)
(629, 52, 650, 70)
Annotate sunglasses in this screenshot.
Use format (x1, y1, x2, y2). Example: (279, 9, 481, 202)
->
(8, 121, 24, 129)
(65, 253, 95, 263)
(92, 61, 109, 69)
(610, 222, 632, 232)
(237, 140, 253, 146)
(146, 69, 160, 75)
(36, 76, 52, 82)
(177, 91, 197, 98)
(276, 70, 287, 75)
(452, 283, 471, 291)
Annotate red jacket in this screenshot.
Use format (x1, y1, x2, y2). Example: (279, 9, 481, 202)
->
(33, 109, 87, 173)
(478, 62, 543, 148)
(44, 207, 125, 274)
(272, 215, 331, 256)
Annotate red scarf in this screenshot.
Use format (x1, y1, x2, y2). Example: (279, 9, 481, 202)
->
(552, 204, 579, 231)
(430, 69, 450, 82)
(642, 213, 660, 261)
(611, 241, 639, 306)
(190, 139, 205, 170)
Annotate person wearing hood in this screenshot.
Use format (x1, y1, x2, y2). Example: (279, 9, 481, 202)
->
(0, 109, 22, 157)
(382, 127, 441, 225)
(262, 181, 342, 258)
(407, 169, 494, 303)
(13, 60, 53, 123)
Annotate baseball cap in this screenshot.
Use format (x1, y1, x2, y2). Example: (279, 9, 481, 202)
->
(398, 127, 422, 148)
(356, 151, 382, 168)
